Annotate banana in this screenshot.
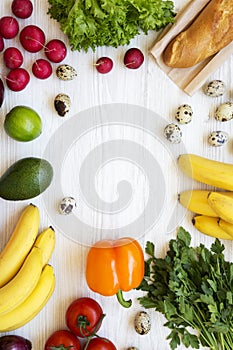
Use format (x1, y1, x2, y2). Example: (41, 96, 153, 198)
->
(179, 190, 233, 216)
(0, 203, 40, 287)
(178, 154, 233, 191)
(179, 190, 218, 217)
(0, 246, 43, 315)
(34, 226, 55, 266)
(218, 219, 233, 237)
(192, 215, 233, 240)
(0, 264, 55, 332)
(208, 192, 233, 224)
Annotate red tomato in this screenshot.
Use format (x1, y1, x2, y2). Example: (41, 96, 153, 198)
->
(44, 329, 81, 350)
(85, 337, 117, 350)
(65, 297, 104, 338)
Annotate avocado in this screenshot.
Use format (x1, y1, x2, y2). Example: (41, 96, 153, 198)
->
(0, 157, 53, 200)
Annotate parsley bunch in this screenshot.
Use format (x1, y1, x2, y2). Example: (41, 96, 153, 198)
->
(47, 0, 175, 52)
(138, 227, 233, 350)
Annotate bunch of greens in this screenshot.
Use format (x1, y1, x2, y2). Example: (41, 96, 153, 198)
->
(47, 0, 175, 52)
(138, 227, 233, 350)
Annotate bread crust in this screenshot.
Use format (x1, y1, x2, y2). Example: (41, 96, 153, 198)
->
(163, 0, 233, 68)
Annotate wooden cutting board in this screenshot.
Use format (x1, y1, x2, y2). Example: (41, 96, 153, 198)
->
(150, 0, 233, 96)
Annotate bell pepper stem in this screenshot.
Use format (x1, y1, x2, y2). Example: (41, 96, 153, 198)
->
(116, 290, 132, 308)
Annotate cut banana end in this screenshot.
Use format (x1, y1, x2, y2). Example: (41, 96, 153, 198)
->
(208, 192, 233, 224)
(192, 215, 233, 240)
(0, 264, 55, 332)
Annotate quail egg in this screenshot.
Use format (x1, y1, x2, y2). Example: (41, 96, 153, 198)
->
(208, 131, 228, 147)
(59, 197, 76, 215)
(54, 93, 71, 117)
(56, 64, 77, 81)
(127, 348, 139, 350)
(164, 123, 182, 143)
(175, 104, 193, 124)
(215, 102, 233, 122)
(204, 80, 226, 97)
(134, 311, 151, 335)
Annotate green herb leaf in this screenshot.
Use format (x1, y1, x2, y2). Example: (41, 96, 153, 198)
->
(137, 226, 233, 350)
(47, 0, 175, 51)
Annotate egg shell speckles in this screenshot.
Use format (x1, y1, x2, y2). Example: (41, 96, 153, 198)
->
(208, 131, 228, 147)
(204, 80, 226, 97)
(215, 102, 233, 122)
(56, 64, 77, 81)
(175, 104, 193, 124)
(59, 197, 76, 214)
(134, 311, 151, 335)
(164, 123, 182, 143)
(54, 93, 71, 117)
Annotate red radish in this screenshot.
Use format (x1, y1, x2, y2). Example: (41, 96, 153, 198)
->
(0, 16, 19, 39)
(0, 36, 4, 52)
(95, 57, 113, 74)
(3, 47, 23, 69)
(44, 39, 67, 63)
(20, 25, 45, 53)
(124, 48, 144, 69)
(6, 68, 30, 91)
(32, 59, 52, 79)
(11, 0, 33, 19)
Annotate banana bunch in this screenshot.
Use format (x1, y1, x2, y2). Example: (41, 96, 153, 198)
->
(0, 203, 56, 332)
(178, 153, 233, 240)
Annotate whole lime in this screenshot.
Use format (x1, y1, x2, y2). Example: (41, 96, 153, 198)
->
(4, 105, 42, 142)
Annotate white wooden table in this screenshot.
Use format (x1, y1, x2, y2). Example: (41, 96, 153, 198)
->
(0, 0, 233, 349)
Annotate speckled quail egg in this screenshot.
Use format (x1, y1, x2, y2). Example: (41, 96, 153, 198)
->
(54, 93, 71, 117)
(204, 80, 226, 97)
(59, 197, 76, 215)
(134, 311, 151, 335)
(208, 131, 228, 147)
(175, 104, 193, 124)
(56, 64, 77, 81)
(164, 123, 182, 143)
(215, 102, 233, 122)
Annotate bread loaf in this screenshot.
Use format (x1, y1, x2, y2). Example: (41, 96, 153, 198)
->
(163, 0, 233, 68)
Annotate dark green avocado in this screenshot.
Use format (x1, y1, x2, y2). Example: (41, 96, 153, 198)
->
(0, 157, 53, 201)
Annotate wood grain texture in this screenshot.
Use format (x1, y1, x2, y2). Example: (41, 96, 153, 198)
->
(0, 0, 233, 349)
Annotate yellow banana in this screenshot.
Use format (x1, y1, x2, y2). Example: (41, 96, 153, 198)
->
(178, 154, 233, 191)
(0, 203, 40, 287)
(0, 246, 43, 315)
(218, 219, 233, 237)
(179, 190, 218, 217)
(0, 264, 55, 332)
(34, 226, 56, 266)
(179, 190, 233, 216)
(192, 215, 233, 240)
(208, 192, 233, 224)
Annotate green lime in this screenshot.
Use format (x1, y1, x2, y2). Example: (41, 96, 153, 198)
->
(4, 105, 42, 142)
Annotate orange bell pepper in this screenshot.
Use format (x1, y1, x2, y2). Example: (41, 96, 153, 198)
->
(85, 237, 144, 308)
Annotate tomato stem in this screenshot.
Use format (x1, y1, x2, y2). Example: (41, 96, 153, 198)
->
(116, 290, 132, 308)
(82, 313, 106, 350)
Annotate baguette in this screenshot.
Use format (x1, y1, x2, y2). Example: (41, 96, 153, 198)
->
(163, 0, 233, 68)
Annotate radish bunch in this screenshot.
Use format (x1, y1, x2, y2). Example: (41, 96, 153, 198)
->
(0, 0, 67, 92)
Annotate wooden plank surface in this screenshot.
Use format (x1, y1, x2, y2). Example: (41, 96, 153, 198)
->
(0, 0, 233, 349)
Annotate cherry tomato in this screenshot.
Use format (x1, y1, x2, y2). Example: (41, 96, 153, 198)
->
(65, 297, 104, 338)
(85, 337, 117, 350)
(44, 329, 81, 350)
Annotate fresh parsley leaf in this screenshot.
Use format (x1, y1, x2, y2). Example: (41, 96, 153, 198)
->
(138, 227, 233, 350)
